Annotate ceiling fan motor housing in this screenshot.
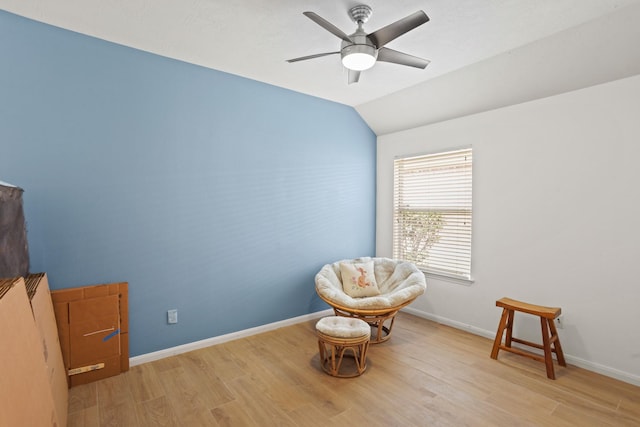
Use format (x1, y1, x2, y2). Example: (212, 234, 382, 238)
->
(341, 29, 377, 70)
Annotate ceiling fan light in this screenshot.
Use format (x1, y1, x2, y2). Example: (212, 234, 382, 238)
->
(341, 45, 377, 71)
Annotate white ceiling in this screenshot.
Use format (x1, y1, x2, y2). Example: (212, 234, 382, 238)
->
(1, 0, 637, 107)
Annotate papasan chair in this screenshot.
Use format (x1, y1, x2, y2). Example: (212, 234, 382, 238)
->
(315, 257, 427, 343)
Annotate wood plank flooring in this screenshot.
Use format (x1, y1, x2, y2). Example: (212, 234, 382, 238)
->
(67, 313, 640, 426)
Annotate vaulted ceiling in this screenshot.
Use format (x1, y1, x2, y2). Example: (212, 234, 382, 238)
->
(0, 0, 635, 106)
(2, 0, 636, 109)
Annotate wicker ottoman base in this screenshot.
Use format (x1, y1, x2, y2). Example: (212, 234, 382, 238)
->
(316, 316, 370, 378)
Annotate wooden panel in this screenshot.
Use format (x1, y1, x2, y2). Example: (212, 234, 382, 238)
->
(120, 332, 130, 372)
(52, 282, 129, 386)
(82, 284, 113, 300)
(51, 287, 85, 303)
(69, 294, 119, 323)
(118, 282, 129, 333)
(70, 355, 122, 387)
(69, 294, 120, 367)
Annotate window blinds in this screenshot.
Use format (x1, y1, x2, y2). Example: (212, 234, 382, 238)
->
(393, 148, 472, 280)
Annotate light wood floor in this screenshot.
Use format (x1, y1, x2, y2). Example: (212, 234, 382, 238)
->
(68, 312, 640, 426)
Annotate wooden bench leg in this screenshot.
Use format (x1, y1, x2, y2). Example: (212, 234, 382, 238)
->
(491, 308, 509, 359)
(505, 309, 515, 348)
(548, 318, 567, 367)
(540, 317, 556, 379)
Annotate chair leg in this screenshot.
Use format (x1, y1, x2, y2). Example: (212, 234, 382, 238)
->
(505, 309, 515, 348)
(491, 308, 510, 359)
(350, 341, 369, 375)
(540, 318, 556, 380)
(548, 317, 567, 367)
(373, 319, 384, 342)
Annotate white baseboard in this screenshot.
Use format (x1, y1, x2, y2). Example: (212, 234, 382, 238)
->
(129, 309, 332, 367)
(402, 307, 640, 387)
(403, 307, 497, 340)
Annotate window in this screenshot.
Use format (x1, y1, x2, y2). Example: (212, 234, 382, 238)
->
(393, 147, 472, 281)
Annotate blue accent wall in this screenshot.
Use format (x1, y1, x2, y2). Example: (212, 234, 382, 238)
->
(0, 11, 376, 356)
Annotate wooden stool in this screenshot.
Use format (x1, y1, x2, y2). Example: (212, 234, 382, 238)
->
(490, 297, 566, 379)
(316, 316, 370, 378)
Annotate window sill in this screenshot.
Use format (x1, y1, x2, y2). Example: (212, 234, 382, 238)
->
(422, 271, 475, 286)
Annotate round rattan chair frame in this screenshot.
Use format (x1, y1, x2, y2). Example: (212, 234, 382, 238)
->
(318, 293, 418, 344)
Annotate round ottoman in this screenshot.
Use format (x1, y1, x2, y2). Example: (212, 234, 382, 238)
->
(316, 316, 371, 377)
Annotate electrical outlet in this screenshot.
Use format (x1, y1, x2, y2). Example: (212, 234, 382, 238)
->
(168, 309, 178, 324)
(555, 315, 563, 329)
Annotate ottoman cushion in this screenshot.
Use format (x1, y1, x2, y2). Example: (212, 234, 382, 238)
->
(316, 316, 370, 339)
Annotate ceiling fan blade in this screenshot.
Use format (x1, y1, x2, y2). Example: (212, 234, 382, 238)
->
(303, 11, 352, 43)
(377, 47, 430, 69)
(368, 11, 429, 48)
(348, 69, 361, 85)
(286, 52, 340, 63)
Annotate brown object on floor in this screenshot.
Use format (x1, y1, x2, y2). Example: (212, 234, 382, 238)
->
(25, 273, 69, 427)
(490, 297, 566, 379)
(52, 281, 129, 387)
(316, 316, 370, 377)
(0, 277, 59, 426)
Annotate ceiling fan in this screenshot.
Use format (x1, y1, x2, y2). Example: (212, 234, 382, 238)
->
(287, 4, 430, 84)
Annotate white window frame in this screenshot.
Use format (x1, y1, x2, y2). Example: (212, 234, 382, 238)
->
(393, 147, 473, 283)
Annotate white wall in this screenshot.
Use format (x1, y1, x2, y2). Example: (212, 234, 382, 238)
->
(377, 74, 640, 385)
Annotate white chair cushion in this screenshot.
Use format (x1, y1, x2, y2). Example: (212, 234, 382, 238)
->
(315, 257, 427, 311)
(316, 316, 371, 338)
